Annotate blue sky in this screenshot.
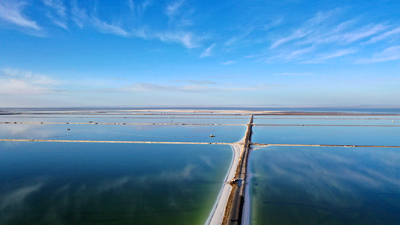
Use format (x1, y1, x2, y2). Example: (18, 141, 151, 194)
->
(0, 0, 399, 108)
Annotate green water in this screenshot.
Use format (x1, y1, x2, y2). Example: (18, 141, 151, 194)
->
(250, 146, 400, 225)
(0, 142, 232, 225)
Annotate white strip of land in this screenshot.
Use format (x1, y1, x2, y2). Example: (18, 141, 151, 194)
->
(205, 136, 245, 225)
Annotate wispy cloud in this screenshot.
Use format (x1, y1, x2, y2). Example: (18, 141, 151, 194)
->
(71, 0, 87, 28)
(262, 46, 315, 63)
(142, 0, 153, 11)
(302, 48, 358, 63)
(0, 1, 41, 30)
(341, 24, 387, 43)
(270, 9, 338, 49)
(271, 29, 310, 49)
(166, 0, 185, 16)
(271, 11, 387, 49)
(224, 27, 254, 46)
(221, 61, 236, 65)
(275, 72, 312, 76)
(69, 0, 201, 48)
(357, 45, 400, 63)
(42, 0, 66, 17)
(126, 0, 135, 11)
(365, 27, 400, 44)
(91, 17, 129, 37)
(71, 1, 130, 37)
(0, 68, 59, 95)
(259, 9, 398, 64)
(45, 12, 68, 30)
(157, 31, 200, 48)
(200, 43, 216, 58)
(42, 0, 67, 29)
(174, 80, 217, 84)
(98, 82, 280, 93)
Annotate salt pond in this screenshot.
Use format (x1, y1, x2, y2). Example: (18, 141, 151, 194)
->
(0, 142, 232, 225)
(252, 125, 400, 146)
(0, 115, 250, 125)
(249, 146, 400, 225)
(0, 123, 246, 143)
(253, 116, 400, 126)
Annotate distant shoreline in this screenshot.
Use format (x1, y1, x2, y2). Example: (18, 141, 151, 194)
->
(1, 108, 400, 116)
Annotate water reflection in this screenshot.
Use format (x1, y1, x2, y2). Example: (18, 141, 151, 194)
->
(252, 126, 400, 146)
(0, 124, 246, 143)
(250, 146, 400, 225)
(0, 142, 232, 225)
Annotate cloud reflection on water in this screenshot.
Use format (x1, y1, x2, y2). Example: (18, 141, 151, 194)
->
(251, 146, 400, 224)
(0, 164, 213, 225)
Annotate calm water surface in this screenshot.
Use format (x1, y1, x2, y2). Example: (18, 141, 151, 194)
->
(0, 142, 232, 225)
(0, 115, 250, 124)
(252, 126, 400, 146)
(0, 124, 246, 143)
(253, 116, 400, 125)
(250, 146, 400, 225)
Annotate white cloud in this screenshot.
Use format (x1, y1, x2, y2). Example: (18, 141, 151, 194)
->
(270, 9, 337, 49)
(91, 17, 129, 37)
(321, 49, 357, 60)
(45, 12, 68, 30)
(69, 1, 201, 48)
(341, 24, 387, 43)
(271, 10, 387, 49)
(0, 68, 59, 95)
(42, 0, 67, 29)
(71, 0, 87, 28)
(0, 79, 50, 95)
(263, 46, 315, 63)
(365, 27, 400, 44)
(156, 31, 200, 48)
(0, 1, 41, 30)
(302, 49, 358, 63)
(221, 61, 236, 65)
(271, 29, 310, 49)
(126, 0, 135, 11)
(42, 0, 66, 17)
(357, 46, 400, 63)
(142, 0, 153, 11)
(200, 43, 216, 58)
(174, 80, 217, 84)
(166, 0, 185, 16)
(275, 72, 312, 76)
(71, 1, 128, 36)
(284, 46, 315, 60)
(224, 27, 254, 46)
(99, 82, 280, 93)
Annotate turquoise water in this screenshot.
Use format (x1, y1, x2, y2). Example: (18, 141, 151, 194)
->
(0, 124, 246, 143)
(249, 146, 400, 225)
(252, 126, 400, 146)
(0, 142, 232, 225)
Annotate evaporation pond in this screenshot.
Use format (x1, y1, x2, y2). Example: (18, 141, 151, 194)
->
(253, 116, 400, 125)
(249, 146, 400, 225)
(0, 142, 232, 225)
(0, 124, 246, 143)
(0, 115, 250, 124)
(252, 126, 400, 146)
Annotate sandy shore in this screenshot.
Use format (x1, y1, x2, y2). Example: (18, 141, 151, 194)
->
(205, 136, 245, 225)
